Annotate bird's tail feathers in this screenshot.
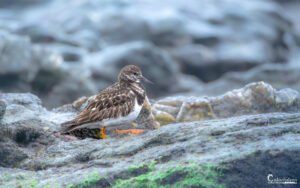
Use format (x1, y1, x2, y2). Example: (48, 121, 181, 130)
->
(61, 120, 101, 133)
(60, 120, 79, 134)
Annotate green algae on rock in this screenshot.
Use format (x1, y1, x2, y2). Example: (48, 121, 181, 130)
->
(113, 164, 224, 188)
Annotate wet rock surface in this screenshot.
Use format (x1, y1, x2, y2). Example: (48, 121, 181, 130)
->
(0, 82, 299, 187)
(0, 0, 299, 107)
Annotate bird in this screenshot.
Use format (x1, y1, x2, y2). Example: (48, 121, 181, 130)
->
(60, 65, 151, 139)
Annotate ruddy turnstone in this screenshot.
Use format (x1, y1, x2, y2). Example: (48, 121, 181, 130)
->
(61, 65, 151, 139)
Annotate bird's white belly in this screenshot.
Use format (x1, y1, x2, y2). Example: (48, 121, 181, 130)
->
(102, 98, 142, 126)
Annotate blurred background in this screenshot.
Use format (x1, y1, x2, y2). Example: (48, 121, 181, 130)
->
(0, 0, 299, 109)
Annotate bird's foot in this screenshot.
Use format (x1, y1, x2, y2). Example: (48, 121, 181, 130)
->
(114, 129, 145, 135)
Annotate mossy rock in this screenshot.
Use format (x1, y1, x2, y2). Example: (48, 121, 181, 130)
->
(67, 171, 108, 188)
(113, 164, 224, 188)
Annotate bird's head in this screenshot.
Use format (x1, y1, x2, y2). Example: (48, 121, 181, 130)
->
(118, 65, 152, 84)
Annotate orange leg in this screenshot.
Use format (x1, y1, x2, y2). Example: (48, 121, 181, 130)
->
(101, 127, 106, 139)
(114, 129, 145, 135)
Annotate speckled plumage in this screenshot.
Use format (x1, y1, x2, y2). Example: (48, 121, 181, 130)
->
(61, 65, 147, 139)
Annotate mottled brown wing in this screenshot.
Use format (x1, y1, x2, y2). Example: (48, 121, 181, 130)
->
(61, 88, 135, 132)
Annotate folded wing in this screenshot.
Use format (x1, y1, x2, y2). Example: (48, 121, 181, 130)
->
(61, 88, 135, 133)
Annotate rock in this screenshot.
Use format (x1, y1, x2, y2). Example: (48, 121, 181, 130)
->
(278, 0, 300, 32)
(169, 1, 296, 82)
(0, 32, 97, 108)
(30, 47, 98, 108)
(0, 31, 70, 99)
(0, 0, 299, 108)
(153, 82, 300, 123)
(0, 93, 55, 168)
(40, 73, 97, 109)
(196, 64, 300, 97)
(0, 142, 28, 167)
(219, 149, 300, 188)
(0, 0, 43, 8)
(69, 0, 298, 82)
(0, 100, 6, 123)
(0, 93, 46, 124)
(0, 93, 42, 110)
(171, 44, 261, 82)
(1, 110, 300, 187)
(17, 24, 102, 52)
(0, 83, 299, 187)
(36, 43, 87, 63)
(95, 5, 187, 47)
(0, 31, 36, 82)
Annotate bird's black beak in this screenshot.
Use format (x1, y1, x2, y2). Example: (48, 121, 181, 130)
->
(141, 75, 153, 84)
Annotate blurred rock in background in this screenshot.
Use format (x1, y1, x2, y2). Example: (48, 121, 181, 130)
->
(0, 0, 299, 109)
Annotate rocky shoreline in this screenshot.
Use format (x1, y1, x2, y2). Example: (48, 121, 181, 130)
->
(0, 82, 299, 187)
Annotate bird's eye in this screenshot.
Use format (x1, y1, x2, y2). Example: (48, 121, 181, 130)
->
(133, 72, 138, 76)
